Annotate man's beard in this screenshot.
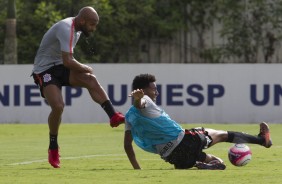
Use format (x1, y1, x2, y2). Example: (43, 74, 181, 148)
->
(81, 27, 90, 37)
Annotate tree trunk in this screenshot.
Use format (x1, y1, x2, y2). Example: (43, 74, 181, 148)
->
(4, 0, 17, 64)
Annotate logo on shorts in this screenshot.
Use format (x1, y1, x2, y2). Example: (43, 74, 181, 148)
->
(43, 73, 52, 83)
(159, 142, 174, 156)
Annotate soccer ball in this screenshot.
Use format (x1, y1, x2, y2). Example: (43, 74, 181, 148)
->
(228, 144, 252, 166)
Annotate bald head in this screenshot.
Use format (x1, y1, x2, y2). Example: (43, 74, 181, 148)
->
(75, 6, 99, 37)
(77, 6, 99, 23)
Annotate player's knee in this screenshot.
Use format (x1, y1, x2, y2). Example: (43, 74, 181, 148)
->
(89, 74, 99, 83)
(51, 103, 65, 114)
(210, 131, 228, 144)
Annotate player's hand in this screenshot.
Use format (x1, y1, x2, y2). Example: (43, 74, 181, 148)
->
(129, 89, 144, 100)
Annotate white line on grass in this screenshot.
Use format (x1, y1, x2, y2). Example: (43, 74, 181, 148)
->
(7, 153, 126, 166)
(7, 145, 281, 166)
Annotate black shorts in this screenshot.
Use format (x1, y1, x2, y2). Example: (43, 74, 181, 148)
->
(164, 127, 213, 169)
(32, 65, 70, 98)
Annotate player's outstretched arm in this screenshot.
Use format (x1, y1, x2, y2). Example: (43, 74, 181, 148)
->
(124, 130, 141, 169)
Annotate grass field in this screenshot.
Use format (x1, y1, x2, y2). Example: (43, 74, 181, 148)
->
(0, 123, 281, 184)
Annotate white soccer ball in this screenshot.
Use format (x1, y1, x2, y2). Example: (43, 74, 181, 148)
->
(228, 144, 252, 166)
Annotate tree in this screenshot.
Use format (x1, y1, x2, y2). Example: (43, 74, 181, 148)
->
(182, 0, 221, 63)
(0, 1, 6, 64)
(4, 0, 17, 64)
(219, 0, 282, 63)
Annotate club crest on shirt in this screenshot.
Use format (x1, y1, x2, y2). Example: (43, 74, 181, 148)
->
(43, 73, 52, 83)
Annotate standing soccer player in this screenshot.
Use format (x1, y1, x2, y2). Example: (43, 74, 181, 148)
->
(32, 6, 124, 168)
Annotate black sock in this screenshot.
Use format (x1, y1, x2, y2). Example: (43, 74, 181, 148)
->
(227, 131, 264, 145)
(49, 134, 58, 149)
(101, 100, 116, 118)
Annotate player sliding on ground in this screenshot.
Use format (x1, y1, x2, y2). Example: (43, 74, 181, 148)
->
(32, 7, 124, 168)
(124, 74, 272, 170)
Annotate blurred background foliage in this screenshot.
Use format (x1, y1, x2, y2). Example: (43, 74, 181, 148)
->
(1, 0, 282, 64)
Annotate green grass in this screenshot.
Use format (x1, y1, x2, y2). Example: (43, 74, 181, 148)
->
(0, 123, 281, 184)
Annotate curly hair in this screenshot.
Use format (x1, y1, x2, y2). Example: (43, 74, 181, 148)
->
(132, 74, 156, 90)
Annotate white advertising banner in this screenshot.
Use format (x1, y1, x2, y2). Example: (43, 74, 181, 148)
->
(0, 64, 282, 124)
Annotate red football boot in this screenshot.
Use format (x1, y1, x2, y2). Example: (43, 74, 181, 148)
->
(259, 122, 272, 148)
(48, 148, 60, 168)
(110, 112, 125, 127)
